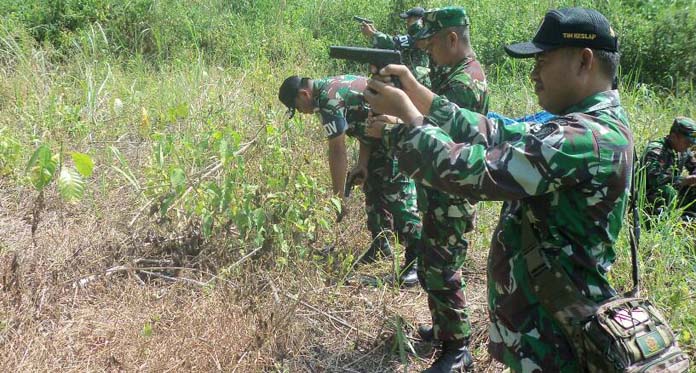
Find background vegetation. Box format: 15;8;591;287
1;0;694;371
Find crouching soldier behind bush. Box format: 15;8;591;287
278;75;422;286
642;116;696;219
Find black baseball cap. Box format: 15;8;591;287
278;75;302;119
505;7;618;58
399;7;425;19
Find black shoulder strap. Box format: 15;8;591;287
520;212;596;323
628;149;641;296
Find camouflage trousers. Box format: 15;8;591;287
363;153;422;255
417;186;475;342
489;304;579;372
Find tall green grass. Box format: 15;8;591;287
0;0;694;358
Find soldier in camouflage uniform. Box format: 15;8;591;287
277;75;422;284
365;8;629;372
398;7;489;372
642;117;696;218
360;7;431;87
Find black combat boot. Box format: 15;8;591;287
398;244;419;287
359;235;392;264
422;339;474;373
417;324;434;342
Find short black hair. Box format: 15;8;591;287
592;49;620;82
438;25;470;46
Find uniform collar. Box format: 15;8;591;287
437;56;475;87
560;90;621;116
447;56;475;74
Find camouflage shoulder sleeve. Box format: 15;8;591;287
315;93;347;139
642;141;678;198
392;115;599;201
686;150;696;174
372;32;395;49
441;70;489;113
424;94;515;147
441;83;484;115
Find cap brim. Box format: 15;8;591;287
504;42;557;58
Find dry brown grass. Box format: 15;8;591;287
0;176;506;372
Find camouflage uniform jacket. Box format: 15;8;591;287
426;56;489;227
372;32;431;87
642;136;696;206
429;64;450;94
312;75;380;148
384;90;633;369
433;57;489;115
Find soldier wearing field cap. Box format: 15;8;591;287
370;7;490;373
642;116;696;218
277;74;423;286
363;7;630;372
360;7;432;87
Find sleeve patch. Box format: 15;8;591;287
322;116;347;138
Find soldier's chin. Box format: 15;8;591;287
536;95;560;115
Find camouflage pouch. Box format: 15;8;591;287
578;297;690;372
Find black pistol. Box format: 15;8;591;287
353;16;374;24
344;171;357;198
328;46;403;89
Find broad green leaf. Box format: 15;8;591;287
202;211;213;239
253;208;266;226
57;167;85;202
26;145;56;190
70;152;94;177
330;197;342;214
170;168;186;191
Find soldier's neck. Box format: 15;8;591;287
448;46;476;67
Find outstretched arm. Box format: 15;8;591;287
364;75;605;201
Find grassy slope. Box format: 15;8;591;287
1;0;695;371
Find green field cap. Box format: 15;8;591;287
279;75;301;119
672;117;696;143
505;7;618;58
414;7;470;40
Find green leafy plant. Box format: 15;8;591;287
26;146;94;202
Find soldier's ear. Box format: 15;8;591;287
579;48;594;73
448;31;458;47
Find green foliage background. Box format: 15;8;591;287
2;0;695;86
1;0;695;362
